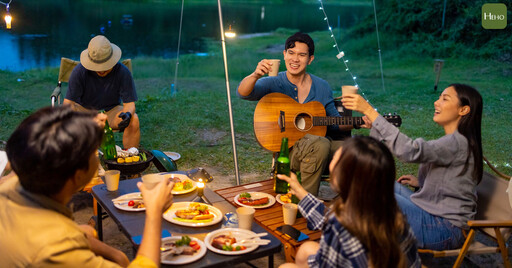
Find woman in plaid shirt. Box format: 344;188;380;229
279;136;421;268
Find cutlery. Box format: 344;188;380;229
112;197;143;203
231;239;271;247
240;232;268;240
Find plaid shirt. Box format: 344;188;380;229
298;194;421;268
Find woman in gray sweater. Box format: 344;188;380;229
342;84;483;250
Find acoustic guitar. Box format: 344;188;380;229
253;92;402;152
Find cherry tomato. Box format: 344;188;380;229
128;200;135;206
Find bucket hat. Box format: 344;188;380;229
80;35;122;72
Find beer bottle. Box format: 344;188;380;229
274;137;290;194
291;171;302;218
101;120;117;160
290;171;301;204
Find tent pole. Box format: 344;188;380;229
217;0;241;185
172;0;185;95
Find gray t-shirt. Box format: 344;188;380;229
370;115;477;229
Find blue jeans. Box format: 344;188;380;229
394;182;465;250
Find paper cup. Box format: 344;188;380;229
268;59;280;76
236;207;255;230
342;85;358;96
141;173;165;190
104;170;120;191
283;203;298;225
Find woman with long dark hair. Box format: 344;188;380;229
279;136;421;268
342;84;483;250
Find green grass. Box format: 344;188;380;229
1;29;511;178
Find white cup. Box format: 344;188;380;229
342;85;358;96
236;207;255;230
104;170;120;191
141;173;165;190
283;203;298;225
268;59;280;76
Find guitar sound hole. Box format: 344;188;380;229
295;113;313;131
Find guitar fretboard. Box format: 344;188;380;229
313;116;365;126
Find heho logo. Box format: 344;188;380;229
482;3;507;29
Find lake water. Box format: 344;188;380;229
0;1;371;71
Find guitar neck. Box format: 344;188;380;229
313;116;365;126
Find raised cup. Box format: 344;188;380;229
268;59;280;76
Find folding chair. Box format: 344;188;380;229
418;171;512;268
50;57;132;107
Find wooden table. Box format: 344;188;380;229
215;179;322;262
92;173;282;267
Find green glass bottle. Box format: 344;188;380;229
101;120;117;160
274;137;290;194
291;171;301;204
291;171;302;218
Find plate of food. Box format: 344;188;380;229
167;174;196;195
276;193;293;205
163;202;222;227
112;192;145;211
204;228;263;255
161;235;206;265
234;192;276;209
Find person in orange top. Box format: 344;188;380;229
0;106;174;267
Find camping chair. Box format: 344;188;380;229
418;171;512;268
50;57;133;107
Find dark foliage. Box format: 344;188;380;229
350;0;512;60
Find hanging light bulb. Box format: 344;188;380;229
225;24;236;38
4;3;12;29
4;14;11;29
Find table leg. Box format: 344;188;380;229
93;197;98;216
268;254;274;267
96;201;103;241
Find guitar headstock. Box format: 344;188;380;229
383;113;402;127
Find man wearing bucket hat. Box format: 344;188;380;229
64;35;140;149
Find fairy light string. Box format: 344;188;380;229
317;0;372;104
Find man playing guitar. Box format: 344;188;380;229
237;32;351;196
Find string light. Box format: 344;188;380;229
1;0;12;29
317;0;372;102
225;24;236;38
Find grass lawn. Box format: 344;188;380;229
1;29;510;178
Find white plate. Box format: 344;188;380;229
163;202;223;227
164;151;181;161
205;228;262;255
234;192;276;209
275;194;292;205
161;236;206;265
164;173;196;195
112;192;145;211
